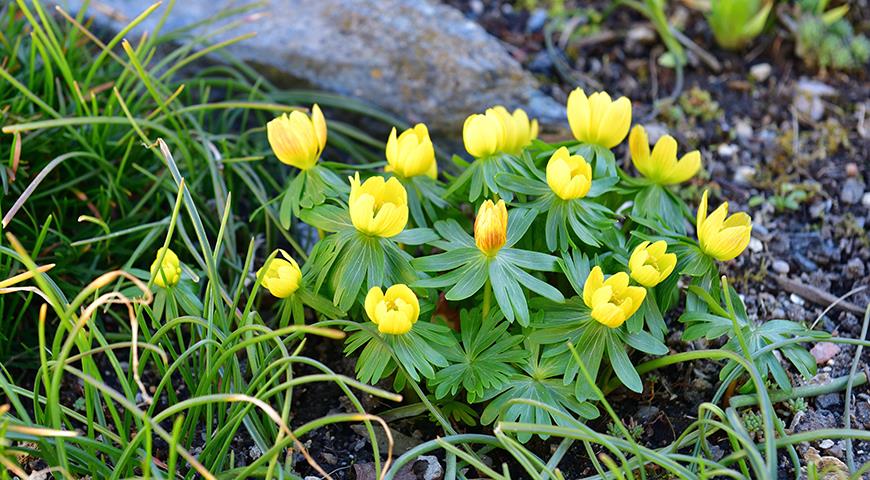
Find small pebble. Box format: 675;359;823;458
717;143;738;158
749;63;771;82
819;439;835;450
816;393;841;409
772;260;790;274
845;258;865;279
810;342;841;364
846;162;859;177
526;9;548;33
469;0;484;15
734;120;753;141
749;237;763;253
840;178;865;204
734;165;756;185
862;192;870;209
789;293;805;306
626;25;657;45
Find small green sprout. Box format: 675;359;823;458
707;0;773;50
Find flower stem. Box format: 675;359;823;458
482;278;492;318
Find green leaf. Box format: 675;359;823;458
393;227;438;246
298;288;345;319
299;204;352;232
499;248;559;272
505;208;537;247
431;309;527;402
623;330;668;355
444;259;489;301
412;247;481;272
496;173;550;196
504;262;564;303
606;332;643;393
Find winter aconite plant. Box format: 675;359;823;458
236;93;828;436
227;92;820;436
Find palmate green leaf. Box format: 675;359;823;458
392;227;438;246
402;175;447;228
344;321;455;384
489;259;529;325
296;287;344;319
559;250;591;297
505;208;537;248
632;184;687;234
298;203;353;232
443;259;489;301
606;332;642;393
412;247;480;272
495;172;550;196
498;248;559;272
479;341;598;442
432;219;475;249
430;309;527;402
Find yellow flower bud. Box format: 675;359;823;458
567;88;632;149
364;284;419;335
266;104;327;170
488;106;538;155
629;125;701;185
546;146;592;200
257;250;302;298
463;112;502;158
629;241;677;287
385;124;437;179
150;247;181;287
696;190;753;261
582;267;646;328
474;199;508;256
463;106;538;158
348;173;408;238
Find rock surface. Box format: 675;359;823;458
63;0;566;134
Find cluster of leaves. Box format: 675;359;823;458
795;0;870;71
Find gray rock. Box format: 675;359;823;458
772;260;790;274
863;192;870;208
65;0;566;134
815;393;841;410
845;258;866;279
749;63;771;82
841;178;865;204
794;408;838;433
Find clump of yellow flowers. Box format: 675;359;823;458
348;173;408;238
365;284;420;335
385;124;437;179
582;266;646;328
566;88;632;148
474;199;508;256
546;146;592;200
629;241;676;288
629;125;701;185
696;190;753;261
463;106;538;158
258;250;302;298
150;247;181;288
266;104;327;170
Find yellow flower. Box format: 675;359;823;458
463;112;501;158
489;106;539;155
257;250;302;298
474;199;508;256
582;267;646;328
463;106;538;158
385;124;437;179
266;104;327;170
348;173;408;238
696;190;753;261
629;241;677;287
629;125;701;185
546;146;592;200
566;88;632;149
364;284;420;335
150;247;181;287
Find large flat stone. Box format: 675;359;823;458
61;0;566;134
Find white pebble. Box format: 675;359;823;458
789;293;805;306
